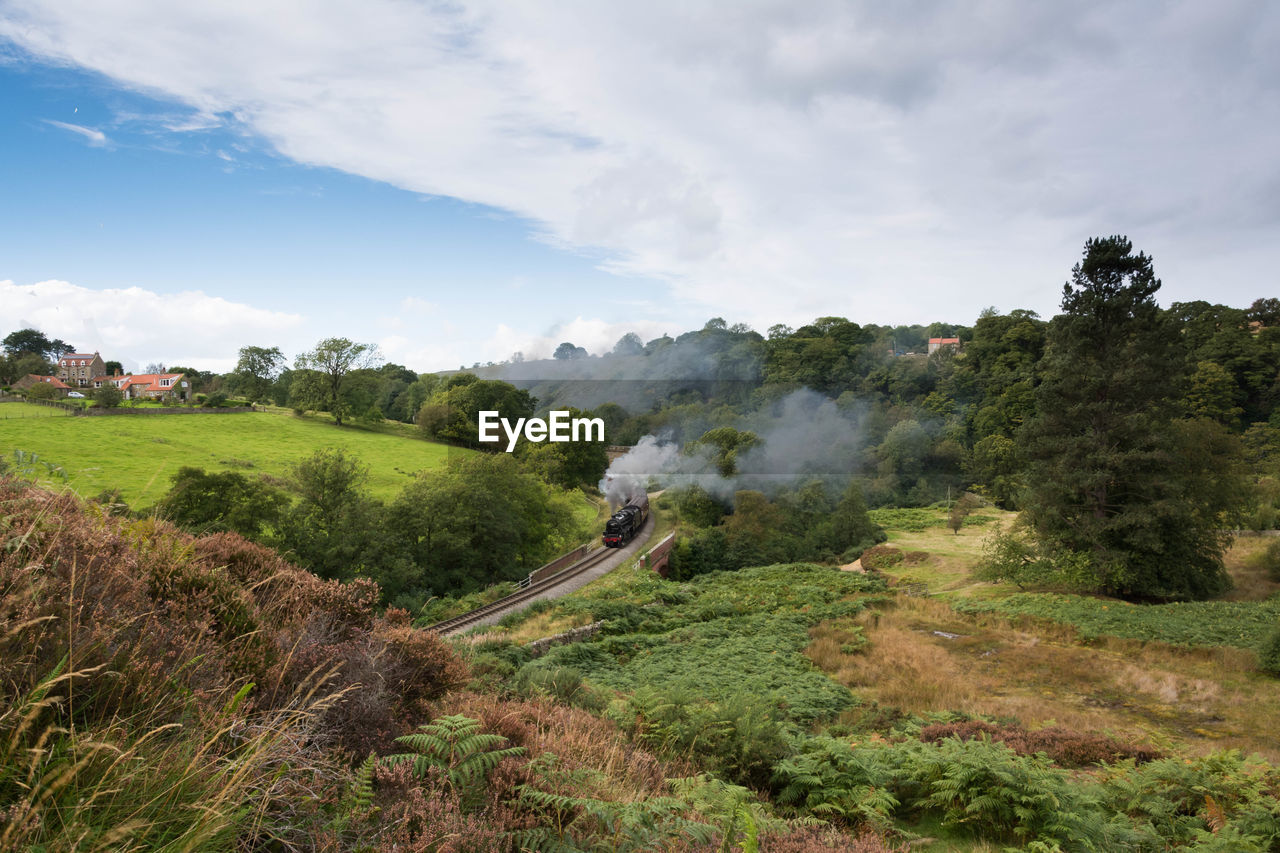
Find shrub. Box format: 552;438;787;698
859;545;904;571
1260;540;1280;582
919;720;1161;766
92;384;123;407
1259;623;1280;676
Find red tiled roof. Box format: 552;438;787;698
928;337;961;345
24;374;71;388
117;373;185;393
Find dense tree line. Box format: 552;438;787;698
156;449;591;609
7;236;1277;602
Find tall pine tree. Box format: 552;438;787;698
1018;236;1241;600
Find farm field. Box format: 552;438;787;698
0;407;460;506
0;401;73;418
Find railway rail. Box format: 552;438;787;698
426;546;619;636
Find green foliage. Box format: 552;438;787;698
519;405;609;487
974;526;1096;591
866;507;944;531
278;448;386;582
525;564;888;788
1259;539;1280;581
514;776;717;852
774;736;1128;848
1019;237;1245;601
384;714;526;806
292;337;381;425
230;344;285;403
1258;623;1280;676
158;466;290;538
416;373;536;448
669;480;884;579
689;426;761;476
390;453;589;596
23;380;58;400
92;384;123;407
955;592;1280;649
1095;750;1280;847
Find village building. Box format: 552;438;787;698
15;374;72;395
97;372;189;401
57;352;106;387
927;337;961;355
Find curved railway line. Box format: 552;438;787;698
427;512;655;636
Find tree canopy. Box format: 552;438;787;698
1017;236;1244;600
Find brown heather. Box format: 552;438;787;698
0;477;468;848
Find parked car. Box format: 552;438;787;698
67;391;85;398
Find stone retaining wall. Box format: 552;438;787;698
524;620;605;658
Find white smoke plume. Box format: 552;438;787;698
600;388;867;506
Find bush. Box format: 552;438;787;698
1259;540;1280;582
23;382;58;400
859;545;904;571
1259;623;1280;676
92;384;123;408
919;720;1160;767
202;391;228;408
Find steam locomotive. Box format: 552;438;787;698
602;493;649;548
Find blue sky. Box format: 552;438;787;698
2;2;1278;372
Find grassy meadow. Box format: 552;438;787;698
0;405;458;506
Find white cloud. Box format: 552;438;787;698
3;1;1278;327
0;279;304;372
43;119;108;146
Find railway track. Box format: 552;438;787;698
426;546;619;636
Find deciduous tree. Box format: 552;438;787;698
293;338;380;425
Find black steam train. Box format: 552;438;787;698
602;494;649;548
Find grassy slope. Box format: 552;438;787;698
0;409;458;505
0;401;74;419
840;508;1280;764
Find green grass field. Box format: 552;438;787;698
0;408;460;506
0;402;75;419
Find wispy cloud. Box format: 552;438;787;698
43;118;108;146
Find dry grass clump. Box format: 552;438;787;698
919;720;1161;767
809;593;1280;762
0;477;468;848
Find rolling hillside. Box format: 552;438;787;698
0;407;459;506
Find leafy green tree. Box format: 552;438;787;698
389;454;585;595
670;484;728;527
2;328;72;359
763;317;872;393
158;467;289;538
1019;236;1243;600
92;385;123;408
416;374;536;448
292;338;381;425
1186;360;1244;427
519;407;609;488
1;352;55;384
553;341;588;360
689;427;760;477
23;381;58;400
103;360;123;376
278;448;387;580
611;333;644;357
231;345;285;402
